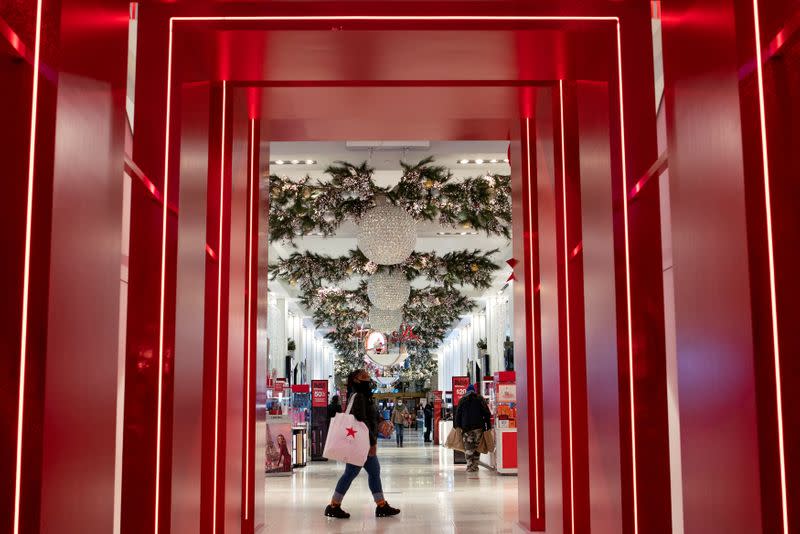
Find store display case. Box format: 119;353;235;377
290;385;311;467
487;371;517;475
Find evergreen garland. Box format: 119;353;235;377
270;248;500;292
269;157;511;243
304;283;473;385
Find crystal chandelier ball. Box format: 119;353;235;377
367;270;410;310
357;197;417;265
368;347;410;368
368;307;403;334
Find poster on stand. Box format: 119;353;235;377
265;415;293;476
310;380;329;460
452;376;470;407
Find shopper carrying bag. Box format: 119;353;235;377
477;428;495;454
444;426;465;451
323;392;371;466
324;369;401;520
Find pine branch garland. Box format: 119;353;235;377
270;248;500;292
268;158;511;243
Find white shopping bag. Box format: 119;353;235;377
323;393;370;466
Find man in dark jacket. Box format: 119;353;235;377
454;384;492;472
423;402;434;443
327;395;342;422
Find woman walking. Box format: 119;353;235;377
324;369;401;519
391;400;409;447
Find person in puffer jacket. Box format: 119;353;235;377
454;384;492;472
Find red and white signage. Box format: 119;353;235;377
311;380;328;408
452;376;470;406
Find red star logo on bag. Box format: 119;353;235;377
346;427;357;438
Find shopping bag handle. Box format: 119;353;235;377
345;393;358;415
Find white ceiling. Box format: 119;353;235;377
264;140;514;314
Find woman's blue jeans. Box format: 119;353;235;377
332;455;384;503
395;424;404;445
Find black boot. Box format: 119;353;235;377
324;504;350;519
375;502;401;517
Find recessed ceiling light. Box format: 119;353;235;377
490;159;498;163
474;159;484;164
503;158;510;163
291;159;300;164
275;160;285;165
459;159;469;164
305;160;315;164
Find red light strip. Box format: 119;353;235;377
751;1;788;532
559;80;576;534
213;80;228;534
616;22;640;534
524;117;541;518
244;118;256;521
153;17;175;534
14;2;43;533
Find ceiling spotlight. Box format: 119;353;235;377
475;159;484;164
275;160;285;165
503;158;510;163
291;159;300;164
490;159;498;163
305;160;315;165
459;159;469;164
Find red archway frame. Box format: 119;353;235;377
155;14;630;534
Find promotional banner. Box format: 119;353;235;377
311;380;328;408
310;380;330;460
452;376;470;407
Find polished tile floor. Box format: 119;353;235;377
265;430;522;533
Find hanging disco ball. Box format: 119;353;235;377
367;270;410;310
368;307;403;334
357;196;417;265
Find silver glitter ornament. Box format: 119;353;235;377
357;196;417;265
367;271;410;310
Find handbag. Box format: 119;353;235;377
477;429;496;454
323;394;371;466
444;427;465;452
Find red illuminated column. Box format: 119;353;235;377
531;86;565;534
1;1;129;533
172;82;213;533
0;1;59;531
575;80;624;534
615;7;673;534
661;0;765;532
552;82;590;534
512;107;545;531
121;6;177;533
242;114;261;534
735;1;800;532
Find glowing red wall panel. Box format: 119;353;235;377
576;81;624;534
735;1;800;532
553;82;591;534
172;82;212;533
662;1;764;532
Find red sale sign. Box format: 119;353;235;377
311;380;328;408
452;376;470;407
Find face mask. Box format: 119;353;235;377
397;401;403;406
354;380;373;394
